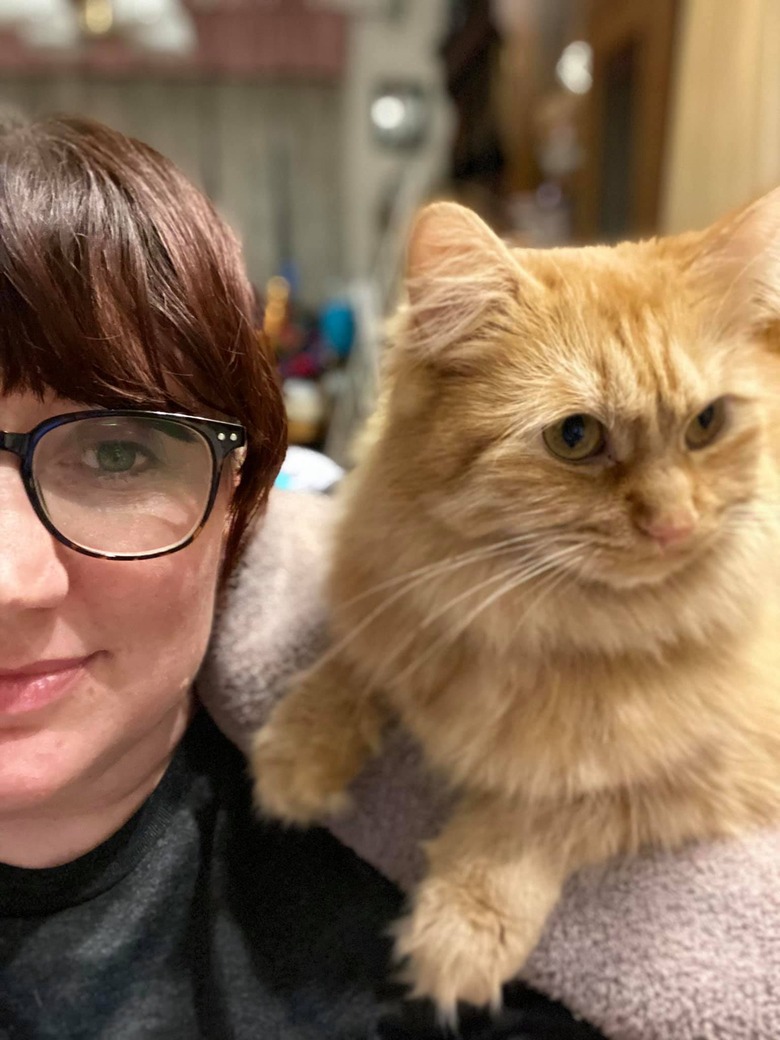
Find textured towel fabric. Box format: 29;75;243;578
198;490;780;1040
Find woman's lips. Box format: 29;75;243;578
0;658;91;715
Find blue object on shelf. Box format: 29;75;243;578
319;299;355;359
275;446;345;494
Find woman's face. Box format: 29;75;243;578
0;391;230;814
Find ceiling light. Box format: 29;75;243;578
370;83;429;149
0;0;71;23
130;8;197;54
371;95;405;132
111;0;180;27
19;4;80;47
556;41;593;95
80;0;114;36
0;0;196;55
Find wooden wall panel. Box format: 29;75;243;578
0;76;344;304
662;0;780;232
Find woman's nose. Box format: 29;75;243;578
0;465;69;611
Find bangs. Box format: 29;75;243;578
0;113;287;581
0;115;251;418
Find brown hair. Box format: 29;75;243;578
0;112;287;578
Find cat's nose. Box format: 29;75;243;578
636;512;697;550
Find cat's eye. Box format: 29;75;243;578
543;414;606;462
685;398;728;450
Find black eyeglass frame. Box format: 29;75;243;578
0;409;247;561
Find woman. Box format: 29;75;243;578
0;114;601;1039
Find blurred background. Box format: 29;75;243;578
0;0;778;477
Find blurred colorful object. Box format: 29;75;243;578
263;276;292;344
283;378;326;446
318;298;355;359
265;272;355;383
0;0;80;48
275;446;344;493
0;0;197;53
0;0;345;74
261;274;356;447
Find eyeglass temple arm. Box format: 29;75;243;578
0;432;31;460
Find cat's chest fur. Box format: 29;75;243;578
374;577;780;805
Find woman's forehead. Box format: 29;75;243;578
0;391;93;429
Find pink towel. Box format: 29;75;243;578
199;490;780;1040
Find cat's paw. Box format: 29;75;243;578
393;879;530;1022
250;725;353;826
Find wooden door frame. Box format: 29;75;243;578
576;0;679;239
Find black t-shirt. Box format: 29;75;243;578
0;712;603;1040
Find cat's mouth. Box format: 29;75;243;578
569;537;709;590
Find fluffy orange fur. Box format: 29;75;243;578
251;191;780;1017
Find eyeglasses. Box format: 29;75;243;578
0;409;247;560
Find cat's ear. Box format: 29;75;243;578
693;186;780;332
401;202;532;364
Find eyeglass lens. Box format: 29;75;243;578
32;415;215;556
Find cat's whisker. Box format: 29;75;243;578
391;561;574;691
450;545;583;634
721;508;780;533
722;517;775;529
728;506;780;520
358;544;582;691
389;545;583;690
509;564;576;638
417;544;582;631
727;498;780;513
362;562;539;690
433;543;581;626
717;499;780;536
314;537;575;671
337;533;563;609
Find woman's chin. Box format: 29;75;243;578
0;741;76;813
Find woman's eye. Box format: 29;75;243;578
685;398;728;450
84;441;149;474
543;414;606;462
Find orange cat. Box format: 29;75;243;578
251;191;780;1017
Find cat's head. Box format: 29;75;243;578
381;191;780;592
